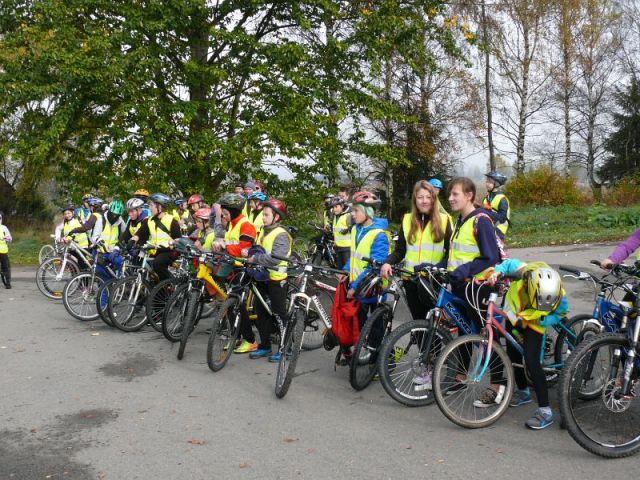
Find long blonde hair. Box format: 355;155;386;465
408;180;445;244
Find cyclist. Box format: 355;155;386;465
600;227;640;269
241;198;292;361
173;198;190;232
0;211;12;289
322;193;334;230
234;183;244;195
133;189;152;219
338;186;350;203
428;178;449;215
242;181;256;217
129;193;181;282
99;200;126;252
120;198;148;243
66;197;105;246
482;171;511;237
75;194;92;222
381;180;451;319
191;207;216;252
480;260;567;430
254;180;265;193
246;191;266;235
55;204;88;248
329;196;351;269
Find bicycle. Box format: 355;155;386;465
306;223;338;268
558;261;640;458
36;235;94;300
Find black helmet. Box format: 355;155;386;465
149;193;172;207
62;204;75;213
354;270;384;298
218;193;246;210
328;197;345;208
485;171;508;186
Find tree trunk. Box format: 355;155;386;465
515;23;531;174
481;0;496;170
384;57;394;220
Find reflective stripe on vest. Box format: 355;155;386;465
259;226;292;281
447;215;481;271
100;221;121;251
148;214;175;248
401;213;448;275
333;213;350;248
128;220;142;237
63;219;88;247
483;193;510;235
224;216;249;245
349;226;390;283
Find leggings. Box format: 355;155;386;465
255;280;288;350
0;253;10;286
404;279;435;320
506;326;549;407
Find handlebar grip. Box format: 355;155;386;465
559;265;582;276
590;260;603;268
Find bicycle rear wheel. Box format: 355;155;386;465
108;276;150;332
162;283;190;342
558;333;640;458
63;273;104;321
177;289;201;360
302;288;333;351
146;278;182;333
275;310;305;398
207;297;242;372
96;278;118;327
433;335;514;429
349;306;391;391
36;257;80;300
377;319;452;407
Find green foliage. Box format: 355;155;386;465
603;169;640;207
504;167;585;207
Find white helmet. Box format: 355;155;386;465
527;267;562;312
126;198;145;211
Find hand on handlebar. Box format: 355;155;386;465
380;263;393;279
600;258;613;270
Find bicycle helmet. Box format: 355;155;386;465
218;193;246;211
82;193;93;202
194;207;211;221
148;192;172;207
263;198;288;219
175;198;187;206
62;204;75;213
527;267;562;312
351;190;382;209
126;197;145;211
323;193;335;201
248;191;267;202
355;270;384;298
187;194;204;206
485;171;508;186
428;178;444;190
134;189;150;199
87;197;104;208
328;197;345;208
109;200;125;216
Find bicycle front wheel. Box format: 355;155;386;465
433;334;514;429
96;278;118;327
177;289;201;360
349;306;391;391
146;278;182;333
108;276;151;332
275;310;305;399
63;273;105;321
162;283;190;342
38;244;56;264
36;257;80;300
558;333;640;458
207;297;242;372
377;319;452;407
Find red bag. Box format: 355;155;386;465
330;280;361;348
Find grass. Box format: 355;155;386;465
7;223;52;266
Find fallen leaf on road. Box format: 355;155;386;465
239;463;250;469
283;437;298;443
496;448;504;454
437;459;445;464
405;445;412;450
1;346;7;349
187;439;206;445
91;333;100;336
15;348;25;352
30;428;37;433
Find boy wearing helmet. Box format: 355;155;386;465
211;193;256;260
247;191;266;235
67;197;105;246
120;198;148;244
0;211;12;289
329;196;351;269
478;259;568;430
99;200;126;251
482;171;511;237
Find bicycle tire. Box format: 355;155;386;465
558;333;640;458
108;276;151;332
177;289;201;360
275;310;305;398
377;319;452;407
302;288;334;351
96;278;118;327
349;306;391;391
38;244;56;264
554;314;601;365
433;335;514;429
206;297;242;372
146;278;182;333
36;257;80;300
62;273;105;321
162;283;190;342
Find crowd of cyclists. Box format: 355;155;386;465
4;170;640;457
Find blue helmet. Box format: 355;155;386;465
87;197;104;208
149;193;172;207
248;192;267;202
175;198;187;206
428;178;444;190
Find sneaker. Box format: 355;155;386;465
412;371;433;391
510;389;532;407
525;408;554;430
234;340;258;354
249;348;272;359
268;352;281;363
473;385;506;408
224;339;243;351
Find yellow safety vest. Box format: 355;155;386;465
258;226;292;281
100;221;121;251
401;213;448;276
483;193;510;235
448;214;481;273
0;225;9;254
323;209;332;229
249;209;264;236
128;219;143;237
225;215;250;265
202;231;216;252
148;214;175;249
349;225;390;283
63;218;88;248
242;201;251;219
333;213;351;248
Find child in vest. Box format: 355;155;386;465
241;198;292;361
482;171;510;238
0;211;12;289
330;196;352;269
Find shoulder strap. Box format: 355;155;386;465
152;216;172;236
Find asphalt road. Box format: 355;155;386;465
1;242;637;480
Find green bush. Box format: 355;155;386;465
504;167;586;207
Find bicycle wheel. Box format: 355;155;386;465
558;333;640;458
349;306;391;391
206;297;242;372
377;319;452;407
302;288;334;351
38;244;55;264
108;276;151;332
554;314;602;365
275;310;305;399
177;289;201;360
96;278;118;327
433;335;514;429
62;273;105;321
146;278;182;333
162;283;190;342
36;257;80;300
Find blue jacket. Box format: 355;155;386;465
343;217;390;300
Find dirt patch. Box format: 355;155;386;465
98;352;160;381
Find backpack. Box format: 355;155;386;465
473;212;508;261
329;281;360;348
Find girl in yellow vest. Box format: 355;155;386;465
478;260;566;429
241;198;292;361
482;171;510;238
329;196;352;268
246;192;266;236
55;204;88;247
381;180;451;320
191;208;216;252
0;211;12;289
67;197;105;246
99;200;126;252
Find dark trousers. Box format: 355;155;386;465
238;302;256;344
0;253;10;286
335;247;350;270
255;280;288;350
153;251;175;282
404;279;435;320
506;326;549;407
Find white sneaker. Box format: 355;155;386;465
473;385;506;408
